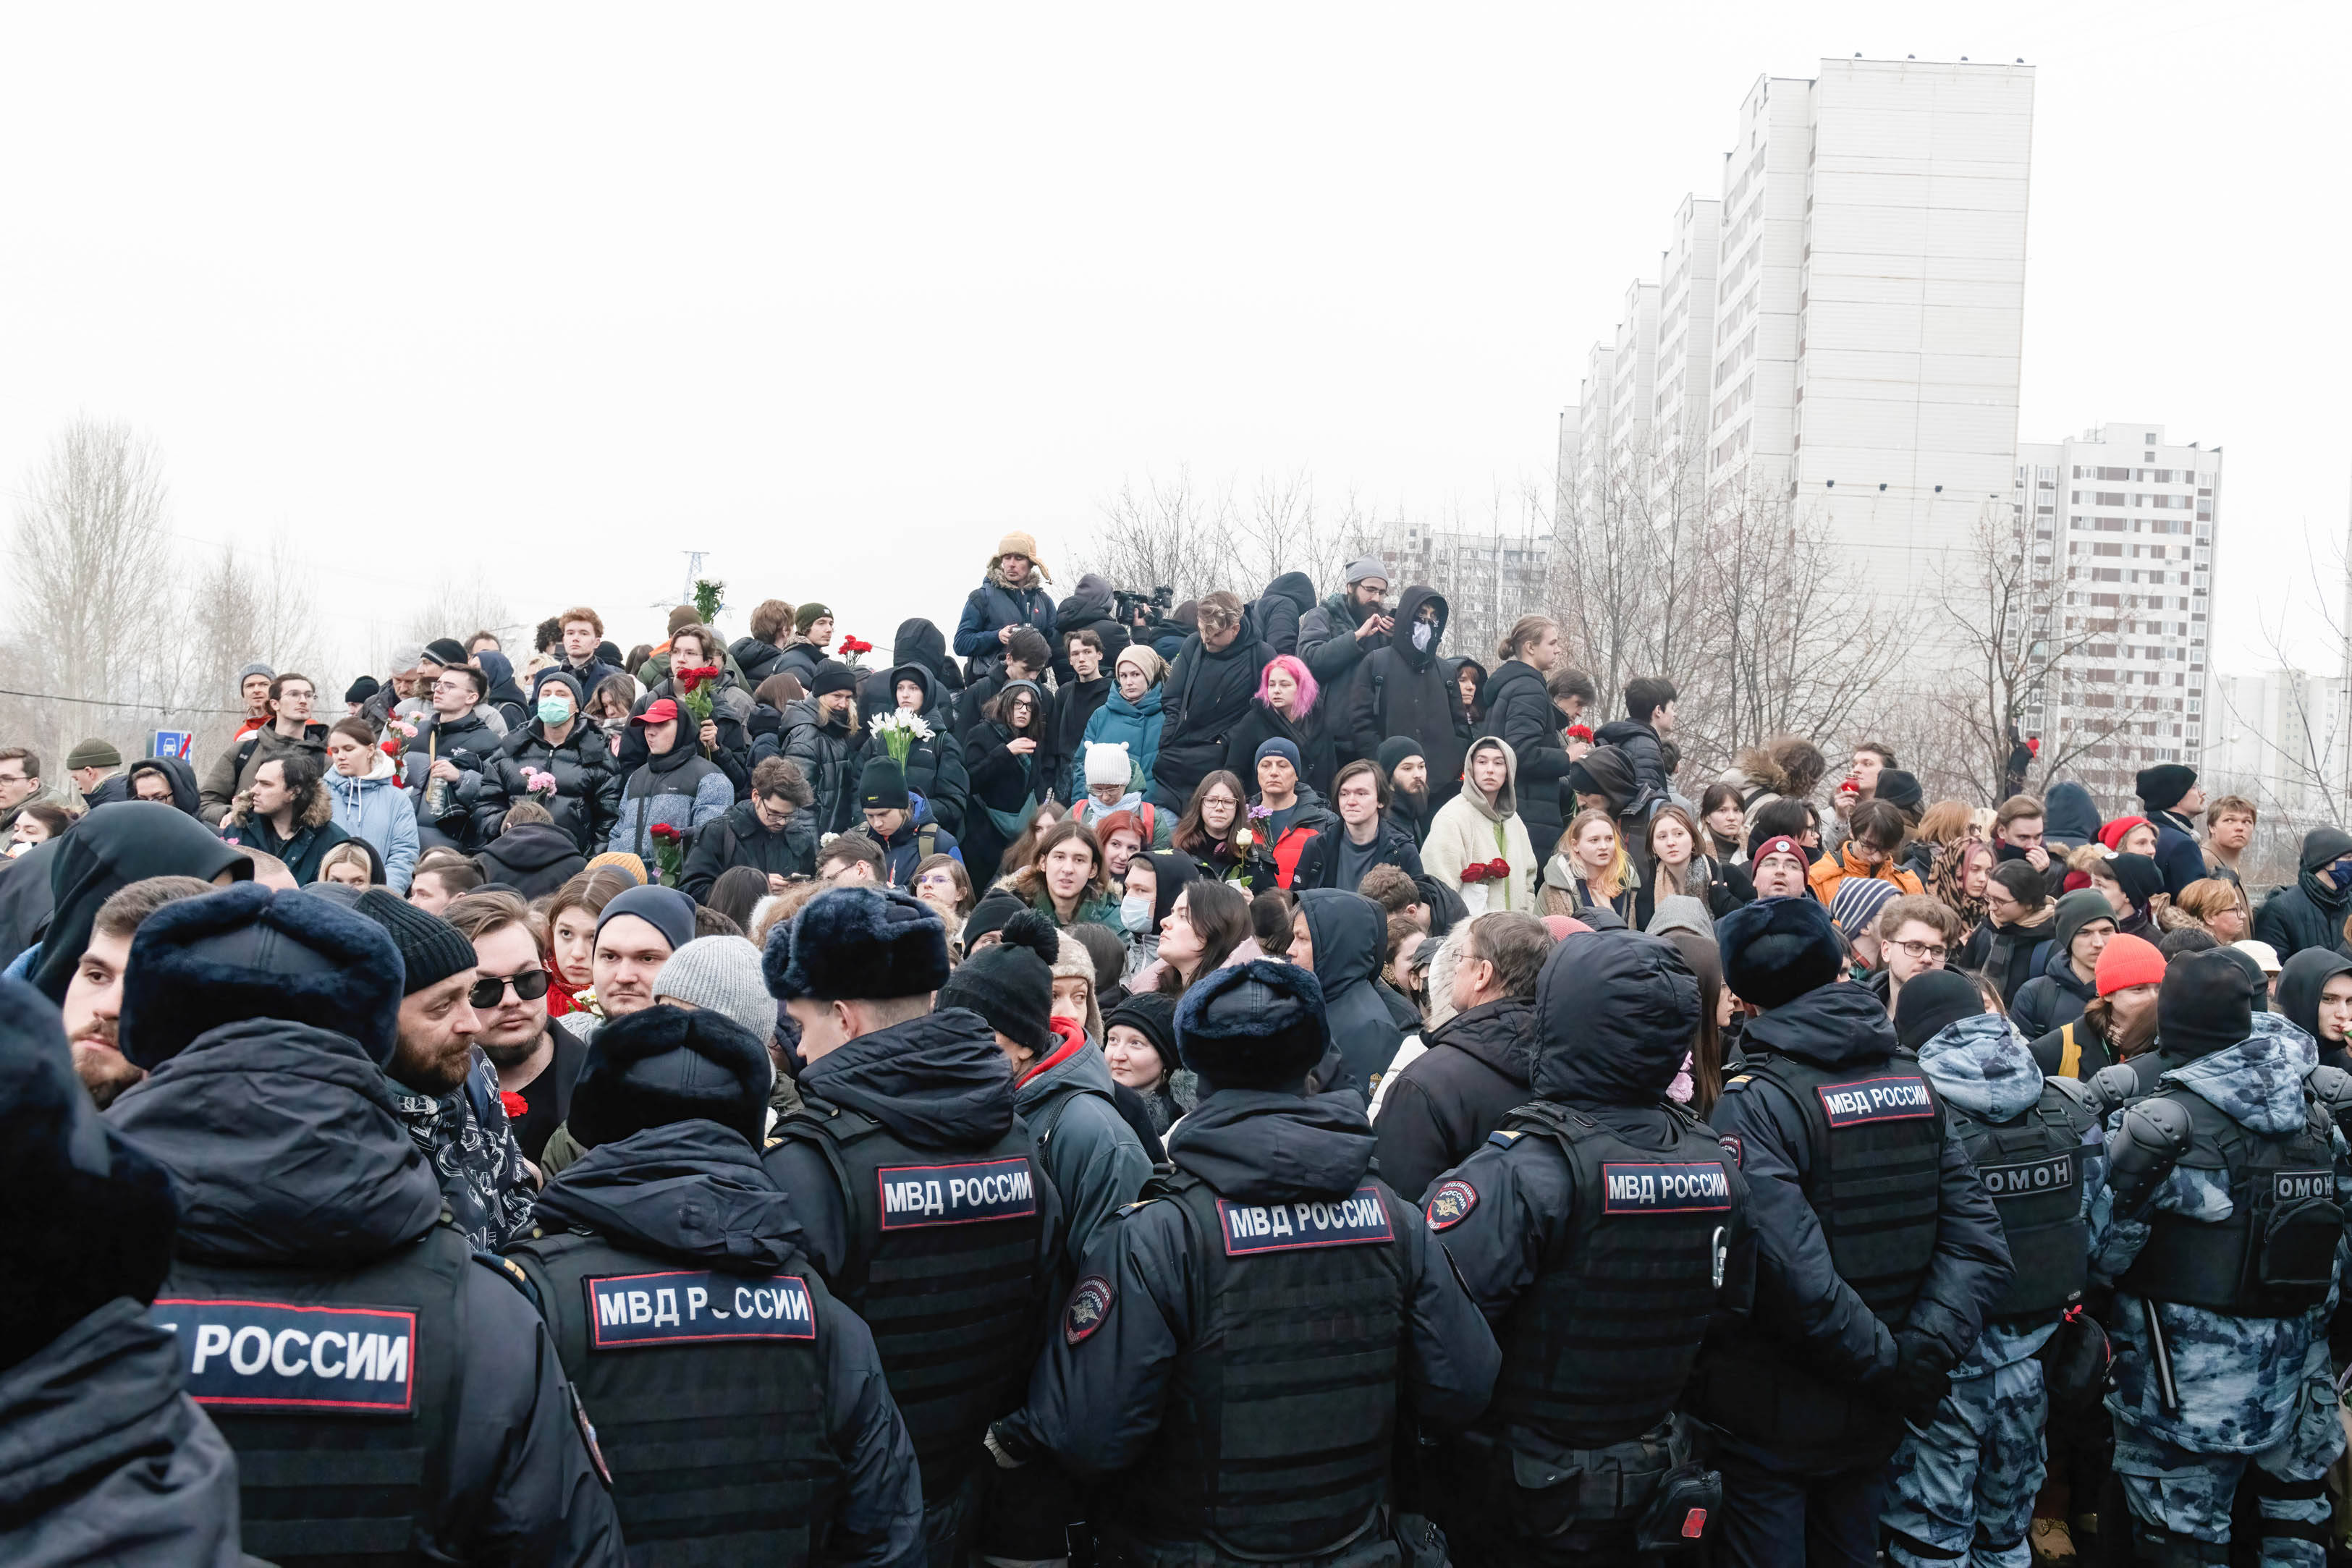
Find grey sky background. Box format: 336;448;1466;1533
1;1;2343;685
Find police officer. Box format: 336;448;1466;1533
2092;950;2352;1567
1429;928;1754;1565
1880;971;2102;1568
0;978;247;1564
1693;897;2012;1568
761;886;1066;1566
504;1001;925;1564
991;959;1499;1567
105;883;621;1565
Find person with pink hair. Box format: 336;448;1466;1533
1228;652;1337;797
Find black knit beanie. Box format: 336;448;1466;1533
2159;950;2257;1059
355;889;480;996
936;910;1058;1053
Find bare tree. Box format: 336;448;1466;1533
1072;466;1236;602
2;419;179;770
176;538;329;759
1224;470;1370;600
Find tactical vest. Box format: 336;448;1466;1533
1486;1101;1741;1449
770;1099;1046;1501
506;1228;842;1566
2118;1086;2343;1318
1947;1082;2092;1322
151;1224;470;1567
1745;1051;1945;1326
1112;1169;1408;1562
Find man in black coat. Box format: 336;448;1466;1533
0;977;249;1565
106;883;622;1565
680;755;820;899
402;664;504;851
504;1004;924;1564
2254;826;2352;962
1149;591;1276;811
1047;573;1133;687
1290;758;1426;891
1347;586;1466;802
1371;909;1548;1202
991;959;1498;1566
478;667;621;852
1695;897;2013;1568
761;886;1065;1564
1479;619;1573;861
1297;556;1394;767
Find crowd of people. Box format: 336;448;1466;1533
5;530;2352;1567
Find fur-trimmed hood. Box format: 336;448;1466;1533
1722;747;1788;798
232;779;336;831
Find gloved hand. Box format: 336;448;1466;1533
983;1423;1028;1470
1883;1332;1955;1420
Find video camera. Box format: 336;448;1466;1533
1112;585;1175;629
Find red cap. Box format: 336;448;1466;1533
2095;933;2166;996
2097;815;2149;852
632;698;681;726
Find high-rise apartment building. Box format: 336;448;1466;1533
2013;423;2221;796
1563;59;2035;612
1371;517;1552;671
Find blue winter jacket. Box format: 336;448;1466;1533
329;755;421;892
1075;686;1164;801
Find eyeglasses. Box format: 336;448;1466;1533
469;970;551;1008
1889;940;1949;963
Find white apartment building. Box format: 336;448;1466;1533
1371;517;1552;671
2207;668;2348;821
1562;59;2035;614
2014;423;2220;799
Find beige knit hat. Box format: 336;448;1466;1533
1051;930;1105;1043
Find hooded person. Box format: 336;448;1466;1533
2279;947;2352;1075
103;884;621;1563
124;754;203;816
856;617;968;727
1048;572;1135;687
2087;949;2352;1564
2042;781;2103;854
478;666;622;855
939;910;1150;1272
352;889;537;1251
2107;851;2169;938
1693;897;2014;1562
1148;593;1277;812
850;661;971;835
759;886;1065;1561
471;812;589;899
2253;826;2352;963
954;530;1057;678
0;978;248;1567
471;648;530;734
2010;889;2124;1042
1243;569;1318;658
501;1003;925;1565
1345;586;1467;804
1881;971;2102;1568
991;958;1499;1566
1287;889;1406;1100
1370;909;1547;1203
23;802;250;1001
1413;927;1754;1561
1421;734;1537;914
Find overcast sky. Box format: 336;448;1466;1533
2;1;2343;686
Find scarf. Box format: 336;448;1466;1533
1932;840;1988;928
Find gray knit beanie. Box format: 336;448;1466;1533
654;936;777;1048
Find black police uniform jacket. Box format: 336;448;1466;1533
999;1086;1499;1563
762;1006;1067;1515
1696;982;2014;1467
1431;933;1756;1470
105;1017;622;1566
506;1119;923;1567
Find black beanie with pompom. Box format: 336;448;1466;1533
935;909;1059;1054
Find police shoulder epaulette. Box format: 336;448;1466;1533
474;1252;542;1313
1724;1075;1754;1089
1487;1128;1525;1148
1114;1198;1162;1219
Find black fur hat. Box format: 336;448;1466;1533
764;885;949;1002
119;883;406;1069
1175;959;1329;1091
0;979;178;1372
1714;894;1844;1011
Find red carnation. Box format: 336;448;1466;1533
499;1090;528;1122
839;635;873;656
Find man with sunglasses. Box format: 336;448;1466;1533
354;889;538;1248
444;889;579;1164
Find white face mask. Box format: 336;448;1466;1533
1410;621;1434;651
1120;894;1153;933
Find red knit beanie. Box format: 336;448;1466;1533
2098;816;2150;852
2094;933;2166;996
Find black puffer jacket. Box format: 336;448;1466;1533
1347;588;1465;800
1250;571;1319;657
731;635;790;689
780;698;863;837
2255;860;2352;963
106;1018;622;1562
473;823;588;899
850;666;970;835
858;619;965;726
521;1121;926;1565
1371;996;1535;1203
1479;658;1569;857
1150;631;1277;810
481;717;621;852
401;709;504;848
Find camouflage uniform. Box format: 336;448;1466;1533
1883;1013;2102;1568
2089;1015;2351;1567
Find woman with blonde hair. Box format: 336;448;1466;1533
2177;876;2252;943
1542;808;1637;921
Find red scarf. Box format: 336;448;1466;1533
1016;1014;1090;1089
546;969;588;1019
